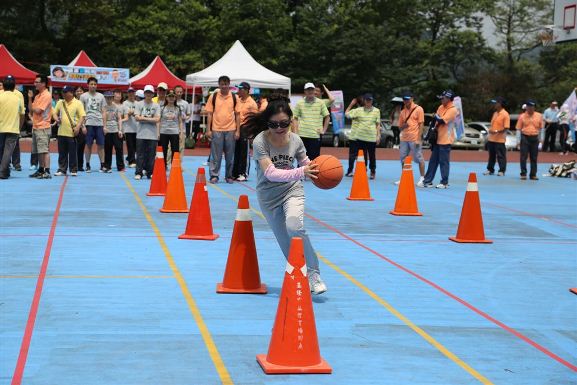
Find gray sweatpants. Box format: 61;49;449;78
209;130;236;180
259;194;320;274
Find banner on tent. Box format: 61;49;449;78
50;65;130;85
453;96;465;140
330;90;345;132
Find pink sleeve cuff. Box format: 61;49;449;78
264;164;305;182
299;157;311;166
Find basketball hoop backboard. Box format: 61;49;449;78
554;0;577;43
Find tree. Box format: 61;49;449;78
488;0;553;67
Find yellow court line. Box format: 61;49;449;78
206;180;494;385
120;173;233;385
0;275;174;279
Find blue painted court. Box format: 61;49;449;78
1;154;576;385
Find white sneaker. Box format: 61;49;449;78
308;271;327;295
128;163;137;168
70;172;77;176
394;180;400;185
134;174;142;180
236;175;247;182
29;165;37;171
54;171;65;176
417;179;431;188
436;183;449;189
202;161;208;166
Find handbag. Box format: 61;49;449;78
424;120;438;145
185;135;195;149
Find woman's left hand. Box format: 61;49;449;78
304;163;319;179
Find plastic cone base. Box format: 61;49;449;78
160;208;189;213
346;197;374;201
216;282;267;294
178;233;219;240
449;236;493;244
390;210;422;216
256;354;332;374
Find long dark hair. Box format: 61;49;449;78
244;93;293;138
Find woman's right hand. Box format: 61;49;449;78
304;163;319;179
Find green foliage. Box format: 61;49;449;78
0;0;574;120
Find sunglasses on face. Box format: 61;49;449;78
267;119;291;129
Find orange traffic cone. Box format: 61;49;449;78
217;195;266;293
257;237;332;374
179;167;218;239
390;156;422;216
347;150;373;201
159;152;188;213
570;288;577;295
147;146;167;196
449;172;492;243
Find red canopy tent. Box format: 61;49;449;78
67;50;97;67
0;44;38;85
129;56;200;93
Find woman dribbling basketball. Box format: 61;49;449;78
245;95;327;295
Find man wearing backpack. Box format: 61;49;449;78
205;75;240;184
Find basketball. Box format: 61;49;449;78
310;155;344;190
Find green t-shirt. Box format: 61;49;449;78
294;97;329;139
348;107;380;142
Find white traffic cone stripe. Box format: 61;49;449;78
357;156;364;162
285;262;294;274
467;182;478;192
285;262;308;276
235;208;252;222
156;152;163;158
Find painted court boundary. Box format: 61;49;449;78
11;177;68;385
120;174;234;385
235;181;577;372
206;181;493;384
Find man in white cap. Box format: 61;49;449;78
134;85;160;180
153;82;168;106
293;82;329;160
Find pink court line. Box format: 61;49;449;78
424;188;577;229
11;177;68;385
1;233;573;245
486;202;577;229
237;182;577;372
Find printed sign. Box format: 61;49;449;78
453;96;465;140
329;90;345;133
50;65;130;85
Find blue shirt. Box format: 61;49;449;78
543;107;559;123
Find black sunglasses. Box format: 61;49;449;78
267;120;291;129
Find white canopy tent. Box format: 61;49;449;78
186;40;291;92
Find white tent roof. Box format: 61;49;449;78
186;41;291;90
